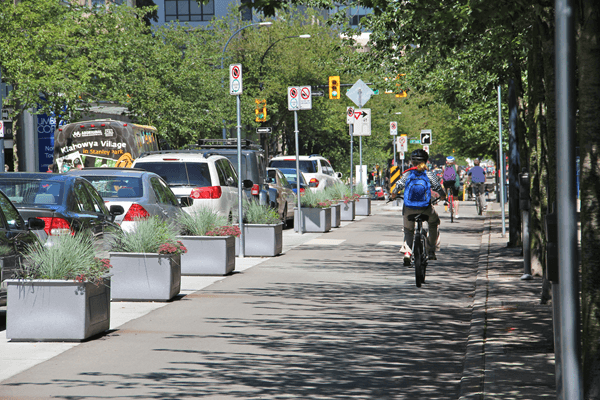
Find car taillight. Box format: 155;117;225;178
122;204;151;221
190;186;222;199
309;178;319;187
38;217;72;236
251;184;260;196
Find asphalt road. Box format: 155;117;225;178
0;201;485;399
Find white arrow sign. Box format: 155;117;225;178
351;108;371;136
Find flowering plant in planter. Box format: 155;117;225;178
300;190;332;208
110;216;184;254
17;234;111;286
242;199;281;224
206;225;241;237
158;241;187;255
175;208;228;236
326;184;361;203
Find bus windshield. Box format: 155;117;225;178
53;119;159;172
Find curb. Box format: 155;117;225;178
459;216;491;399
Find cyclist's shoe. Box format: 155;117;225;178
443;201;449;206
429;252;437;260
403;252;412;267
455;214;460;219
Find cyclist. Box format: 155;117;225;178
467;158;487;210
392;149;446;265
442;156;461;218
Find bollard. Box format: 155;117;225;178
519;170;532;280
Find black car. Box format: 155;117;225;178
0;189;45;306
0;173;124;255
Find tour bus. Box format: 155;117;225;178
53;119;159;172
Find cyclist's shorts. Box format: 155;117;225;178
443;180;459;196
472;182;485;196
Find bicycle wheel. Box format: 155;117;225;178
421;230;428;283
449;193;454;223
414;234;423;288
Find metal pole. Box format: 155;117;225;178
393;137;396;167
359;136;362;192
553;283;564;400
294;110;302;234
497;85;506;236
236;95;245;258
556;0;582;397
350;124;354;197
521;209;532;279
508;79;521;246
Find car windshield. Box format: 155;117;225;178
82;176;143;198
0;179;64;205
269;160;316;173
135;162;212;187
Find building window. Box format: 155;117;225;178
165;0;214;22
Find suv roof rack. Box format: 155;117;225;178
138;150;208;158
197;138;262;150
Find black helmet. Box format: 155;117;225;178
411;149;428;163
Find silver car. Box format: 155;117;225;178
68;168;190;232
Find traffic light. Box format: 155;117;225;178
329;76;340;99
255;99;267;122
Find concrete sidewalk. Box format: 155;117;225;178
0;200;556;399
460;202;556;399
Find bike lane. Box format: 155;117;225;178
0;202;483;399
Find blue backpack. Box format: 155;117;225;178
404;170;431;209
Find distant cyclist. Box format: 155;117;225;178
442;156;460;218
392;149;446;265
467;158;487;209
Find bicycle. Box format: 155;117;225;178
446;187;455;223
472;182;485;215
404;197;440;288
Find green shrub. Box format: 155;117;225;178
110;216;180;253
19;234;110;285
243;200;281;224
176;208;228;236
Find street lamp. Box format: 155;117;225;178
221;21;272;139
259;34;311;90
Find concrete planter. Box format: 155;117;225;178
235;224;283;257
109;253;181;301
330;203;341;228
177;235;235;276
355;196;371;216
339;200;356;221
294;207;332;233
6;277;111;341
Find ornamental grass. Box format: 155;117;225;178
110;216;181;254
19;233;111;286
175;208;228;236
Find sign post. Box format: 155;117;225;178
288;86;312;234
230;64;245;257
346;80;374;194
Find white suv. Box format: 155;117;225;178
268;155;342;191
133;151;251;219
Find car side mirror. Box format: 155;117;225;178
179;197;193;207
28;217;45;230
109;205;125;216
335;172;343;179
243;179;254;189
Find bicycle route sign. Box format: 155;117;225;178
229;64;242;95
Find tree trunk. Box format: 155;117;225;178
577;0;600;395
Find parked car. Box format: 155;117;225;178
132;150;253;220
0;189;45;306
0;173;124;254
268;154;342;191
265;167;296;225
276;167;309;196
189;139;271;205
68;168;192;232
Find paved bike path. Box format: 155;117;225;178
0;200;555;399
